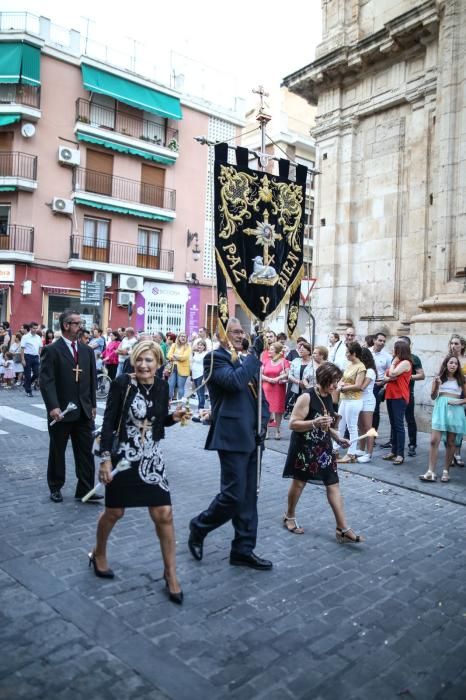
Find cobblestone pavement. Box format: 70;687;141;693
0;388;465;700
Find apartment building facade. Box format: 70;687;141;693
0;14;241;334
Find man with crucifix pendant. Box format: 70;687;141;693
40;309;99;504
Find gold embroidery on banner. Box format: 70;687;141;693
287;303;299;331
218;294;229;324
218;165;257;239
275;181;304;252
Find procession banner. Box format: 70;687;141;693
214;143;307;338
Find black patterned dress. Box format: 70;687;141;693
282;388;339;486
105;386;171;508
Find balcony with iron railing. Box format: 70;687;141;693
0;152;38;191
0;83;41;110
0;224;34;261
73;167;176;221
75;99;180;164
68;234;174;280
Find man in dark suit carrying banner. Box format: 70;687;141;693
188;143;307;569
40;309;99;503
188;317;271;569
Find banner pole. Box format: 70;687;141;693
252;85;272;494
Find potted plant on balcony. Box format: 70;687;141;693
167;138;179;152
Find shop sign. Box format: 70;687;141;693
0;264;15;283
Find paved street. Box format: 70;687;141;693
0;388;465;700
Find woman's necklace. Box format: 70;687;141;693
138;381;154;396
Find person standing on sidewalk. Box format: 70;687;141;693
20;321;42;397
39;309;98;503
448;334;466;467
419;354;466;483
398;336;425;457
188;318;272;571
370;332;392;432
382;341;412;465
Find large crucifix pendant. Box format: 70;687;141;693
73;365;82;382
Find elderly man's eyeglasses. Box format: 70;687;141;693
66;321;82;326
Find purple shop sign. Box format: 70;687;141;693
134;291;145;332
186;286;200;338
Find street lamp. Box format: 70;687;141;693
187;229;201;262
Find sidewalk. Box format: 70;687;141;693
266;413;466;506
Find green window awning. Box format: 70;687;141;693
0;42;41;86
74;197;174;221
0;186;16;192
76;132;176;165
0;114;21;126
81;64;182;120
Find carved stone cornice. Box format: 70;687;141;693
282;0;441;104
410;295;466;323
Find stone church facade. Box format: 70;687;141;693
283;0;465;404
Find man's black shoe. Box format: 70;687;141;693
188;522;204;561
408;446;416;457
229;552;273;570
381;441;392;449
191;416;201;423
25;392;33;397
50;490;63;503
76;494;104;503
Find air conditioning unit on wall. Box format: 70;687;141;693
117;291;135;306
52;197;74;214
93;271;112;288
58;146;81;166
119;274;143;292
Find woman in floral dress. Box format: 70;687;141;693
90;341;188;604
282;362;364;543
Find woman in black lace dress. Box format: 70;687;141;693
89;341;188;604
282;362;364;543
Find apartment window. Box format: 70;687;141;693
0;204;10;235
137;227;160;269
83;217;110;262
90;94;115;130
142;112;166;144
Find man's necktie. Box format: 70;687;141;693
71;341;78;364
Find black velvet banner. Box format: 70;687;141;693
214;143;307;338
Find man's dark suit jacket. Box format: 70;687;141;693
203;347;269;453
40;337;96;420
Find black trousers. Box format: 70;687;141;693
47;412;96;497
372;383;385;430
405;393;417;447
24;355;39;393
191;449;258;555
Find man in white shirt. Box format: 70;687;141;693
370;332;392;430
333;327;356;371
116;327;137;377
20;321;42;397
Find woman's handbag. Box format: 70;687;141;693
13;352;22;364
111;382;132;459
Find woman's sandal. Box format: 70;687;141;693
419;470;437;482
283;514;304;534
336;527;363;544
275;430;282;440
382;453;396;461
336;454;356;464
453;455;465;467
441;469;450;483
392;456;404;465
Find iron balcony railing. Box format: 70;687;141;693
0;83;41;109
0;152;37;180
74;167;176;211
0;224;34;253
75;99;179;148
69;234;174;272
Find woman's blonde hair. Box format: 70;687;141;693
270;341;284;361
313;345;328;360
130;340;164;368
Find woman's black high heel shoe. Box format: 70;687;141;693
163;573;183;605
88;551;115;579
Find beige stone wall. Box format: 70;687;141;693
285;0;466;409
